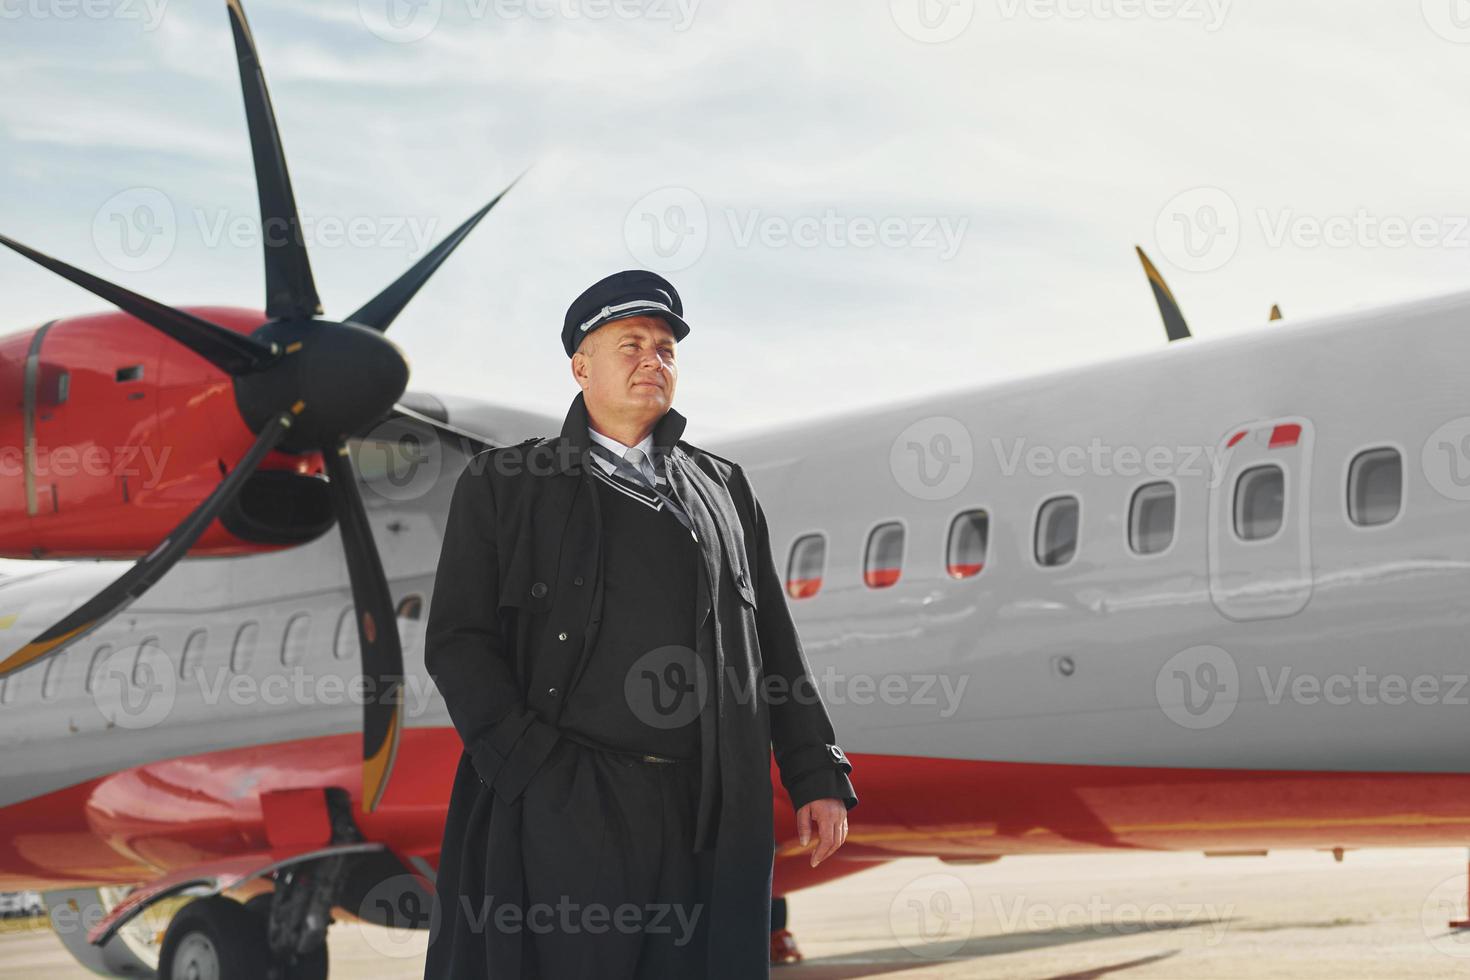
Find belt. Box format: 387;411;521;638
558;729;689;765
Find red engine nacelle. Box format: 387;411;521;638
0;307;332;559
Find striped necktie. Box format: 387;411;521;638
588;442;696;537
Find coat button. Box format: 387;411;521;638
573;576;583;586
531;581;548;598
548;687;558;697
557;632;568;641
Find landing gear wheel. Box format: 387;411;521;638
158;896;271;980
244;893;330;980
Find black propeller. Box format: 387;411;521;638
0;0;518;812
1135;246;1191;342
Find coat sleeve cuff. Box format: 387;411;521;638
468;709;561;805
779;742;858;812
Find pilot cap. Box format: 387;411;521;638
562;270;690;358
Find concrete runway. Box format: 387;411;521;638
6;847;1470;978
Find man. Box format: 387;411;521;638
423;270;857;979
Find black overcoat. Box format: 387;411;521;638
422;390;858;980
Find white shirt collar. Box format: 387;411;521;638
587;424;655;476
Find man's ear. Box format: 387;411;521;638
570;350;588;389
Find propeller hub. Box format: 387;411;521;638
235;317;410;451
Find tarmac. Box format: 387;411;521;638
5;846;1470;978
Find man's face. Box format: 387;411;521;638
571;315;679;425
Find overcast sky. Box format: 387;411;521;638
4;0;1470;438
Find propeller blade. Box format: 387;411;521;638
346;173;526;333
389;402;493;455
0;404;303;679
226;0;322;321
0;234;277;375
1135;246;1191;342
320;440;403;813
1270;304;1283;321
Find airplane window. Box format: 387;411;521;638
281;613;312;666
396;595;424;620
1235;465;1285;541
1035;496;1080;567
864;522;904;588
786;534;827;598
1129;482;1176;555
41;651;68;701
1348;448;1401;526
946;510;989;578
86;645;113;694
333;606;358;661
179;630;208;680
231;622;259;674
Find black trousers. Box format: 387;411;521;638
519;737;715;979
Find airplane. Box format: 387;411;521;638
5;1;1470;977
